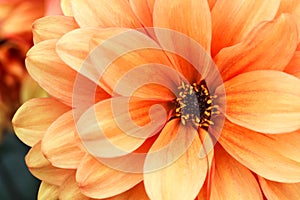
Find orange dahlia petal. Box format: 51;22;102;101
88;28;177;99
210;145;263;200
38;182;59;200
26;142;75;185
55;27;102;74
207;0;217;10
276;0;300;41
106;182;149;200
26;39;108;106
211;0;280;56
153;0;212;52
33;16;79;44
59;174;90;200
129;0;153;27
144;120;208;200
71;0;142;28
60;0;72;16
258;177;300;200
285;51;300;78
26;39;77;105
219;120;300;183
76;154;143;199
216;70;300;133
214;14;298;81
12;98;70;147
42;111;85;169
77;97;167;157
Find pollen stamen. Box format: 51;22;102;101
174;80;219;129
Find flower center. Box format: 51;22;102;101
174;80;219;128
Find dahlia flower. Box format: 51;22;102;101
0;0;61;137
13;0;300;199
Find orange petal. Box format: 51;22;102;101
26;142;75;185
276;0;300;41
216;70;300;133
77;97;168;158
76;154;143;199
87;28;178;99
61;0;72;16
33;16;78;44
57;27;178;99
71;0;142;28
210;145;263;200
42;111;85;169
207;0;217;10
59;174;91;200
26;39;76;106
144;121;208;200
12;98;70;147
55;27;100;74
26;39;108;106
106;182;149;200
219;120;300;183
38;182;59;200
285;51;300;78
259;177;300;200
214;14;298;81
211;0;280;56
147;0;155;14
153;0;212;52
129;0;153;27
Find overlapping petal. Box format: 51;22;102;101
285;51;300;78
38;182;59;200
60;0;72;16
26;39;77;105
219;120;300;183
210;145;263;200
144;119;208;200
259;177;300;200
76;154;143;199
214;14;298;81
26;39;109;106
71;0;142;28
129;0;153;27
216;70;300;133
59;175;91;200
12;98;70;146
153;0;212;52
26;142;75;185
77;97;168;158
88;28;178;99
42;111;85;169
33;15;79;44
276;0;300;39
211;0;281;56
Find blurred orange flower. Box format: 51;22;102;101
13;0;300;200
0;0;57;137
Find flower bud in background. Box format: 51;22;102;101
0;0;60;139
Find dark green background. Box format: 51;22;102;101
0;131;40;200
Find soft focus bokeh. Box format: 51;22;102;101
0;0;60;199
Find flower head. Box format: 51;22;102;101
13;0;300;199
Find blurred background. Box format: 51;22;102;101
0;0;62;199
0;131;40;199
